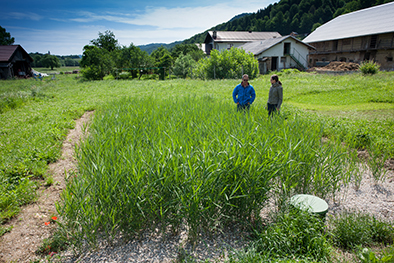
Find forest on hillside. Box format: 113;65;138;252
184;0;393;44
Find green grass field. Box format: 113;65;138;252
1;71;393;261
33;66;80;74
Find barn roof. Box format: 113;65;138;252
0;45;33;62
303;1;394;43
204;31;282;43
239;35;315;56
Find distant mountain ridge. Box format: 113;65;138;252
138;41;182;54
137;13;252;53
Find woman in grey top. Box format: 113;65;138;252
267;74;283;116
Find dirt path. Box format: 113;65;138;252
0;111;93;263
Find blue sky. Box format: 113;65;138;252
1;0;276;55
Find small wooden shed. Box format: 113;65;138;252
0;45;33;79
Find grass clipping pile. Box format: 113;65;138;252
309;61;360;72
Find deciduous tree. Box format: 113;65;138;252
41;54;60;70
0;26;15;45
90;30;119;52
80;45;113;80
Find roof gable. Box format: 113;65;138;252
0;45;33;63
239;35;315;55
304;1;394;43
204;31;282;43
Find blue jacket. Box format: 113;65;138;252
232;82;256;106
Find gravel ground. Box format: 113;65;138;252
58;167;394;263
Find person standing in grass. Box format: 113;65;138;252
267;74;283;116
233;74;256;112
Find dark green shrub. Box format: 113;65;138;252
80;66;104;80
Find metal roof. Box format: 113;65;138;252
238;35;315;55
0;45;19;62
205;31;281;43
0;45;33;62
304;1;394;43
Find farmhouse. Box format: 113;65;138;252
238;35;315;74
303;1;394;71
0;45;33;79
204;31;281;55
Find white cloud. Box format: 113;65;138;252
12;26;101;55
8;0;275;54
8;12;43;21
69;1;265;29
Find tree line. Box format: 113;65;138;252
79;30;207;80
29;53;80;69
79;30;258;80
184;0;393;44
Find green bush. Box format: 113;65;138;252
253;206;330;261
172;54;197;78
140;73;159;80
195;47;259;79
103;74;115;80
80;66;104;80
281;68;301;75
360;60;380;75
118;71;131;80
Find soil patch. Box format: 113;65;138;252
308;61;360;72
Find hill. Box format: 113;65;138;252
137;13;250;53
183;0;394;44
138;41;182;54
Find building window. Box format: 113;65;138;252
387;57;393;62
333;40;338;51
370;35;378;48
227;43;234;50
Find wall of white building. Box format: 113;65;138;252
214;42;247;52
256;39;310;70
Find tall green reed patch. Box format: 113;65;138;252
58;95;352;249
264;115;350;202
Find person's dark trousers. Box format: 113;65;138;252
267;103;278;116
237;104;250;112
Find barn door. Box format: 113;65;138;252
271;57;278;71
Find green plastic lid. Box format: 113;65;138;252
289;194;329;216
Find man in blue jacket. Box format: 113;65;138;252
232;74;256;112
